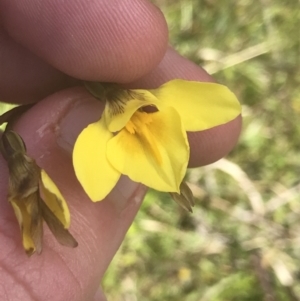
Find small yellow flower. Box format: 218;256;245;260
0;130;77;255
73;79;241;201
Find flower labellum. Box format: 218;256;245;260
0;130;78;256
73;79;241;209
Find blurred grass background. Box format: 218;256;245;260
102;0;300;300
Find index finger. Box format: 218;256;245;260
0;0;168;83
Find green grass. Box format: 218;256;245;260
103;1;300;300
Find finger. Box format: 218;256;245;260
127;47;242;167
127;46;216;88
0;0;168;83
0;29;78;104
0;88;146;301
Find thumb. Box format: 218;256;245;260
0;86;146;301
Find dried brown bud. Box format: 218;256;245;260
0;130;77;256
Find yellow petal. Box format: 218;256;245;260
40;170;71;228
10;199;36;255
107;107;189;192
103;89;158;132
73;120;121;201
149;79;241;131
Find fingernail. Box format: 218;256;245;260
57;98;104;153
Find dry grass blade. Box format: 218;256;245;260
204;159;265;215
203;42;273;74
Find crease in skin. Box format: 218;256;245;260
52;250;85;301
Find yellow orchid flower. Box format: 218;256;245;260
0;130;78;256
73;79;241;202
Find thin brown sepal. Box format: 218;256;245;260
27;194;43;255
169;182;195;213
41;200;78;248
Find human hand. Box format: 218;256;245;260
0;0;242;300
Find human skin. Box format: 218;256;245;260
0;0;242;300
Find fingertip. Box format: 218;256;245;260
188;115;242;167
127;47;215;89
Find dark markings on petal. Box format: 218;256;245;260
84;81;146;116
